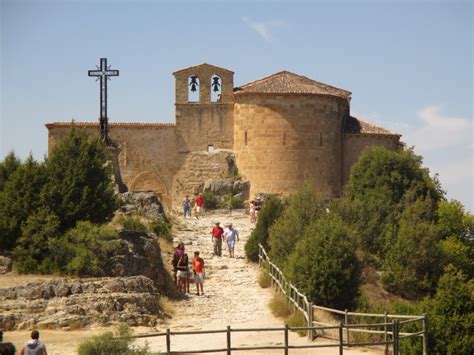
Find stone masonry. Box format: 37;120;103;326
46;63;401;209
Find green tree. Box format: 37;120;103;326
12;208;61;273
427;265;474;354
383;198;442;298
345;147;443;261
0;151;21;191
268;182;326;266
286;214;361;309
0;155;48;250
42;127;117;231
245;194;284;262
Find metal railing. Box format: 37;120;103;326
258;243;428;355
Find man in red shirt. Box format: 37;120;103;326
195;193;204;219
211;222;224;256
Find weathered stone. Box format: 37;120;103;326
0;256;12;274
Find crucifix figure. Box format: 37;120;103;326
88;58;119;142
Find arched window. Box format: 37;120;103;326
211;75;222;103
188;75;200;102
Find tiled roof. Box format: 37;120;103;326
234;71;351;99
173;63;234;75
45;122;176;128
344;116;399;136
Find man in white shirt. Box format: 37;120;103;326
223;223;239;258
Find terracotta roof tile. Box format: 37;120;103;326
45;122;176;128
234;71;351;99
344;116;399;136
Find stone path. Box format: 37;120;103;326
139;209;381;354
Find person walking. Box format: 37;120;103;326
195;193;204;219
211;222;224;257
249;200;256;223
224;223;239;258
183;195;191;218
192;251;205;296
171;243;185;285
176;248;190;294
20;330;47;355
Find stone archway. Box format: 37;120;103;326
128;171;169;204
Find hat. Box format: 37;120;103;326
256;196;261;200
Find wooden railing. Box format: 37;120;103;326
258;243;428;355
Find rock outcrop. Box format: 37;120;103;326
119;192;166;219
0;276;161;330
0;256;12;274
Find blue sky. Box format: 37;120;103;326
1;0;472;211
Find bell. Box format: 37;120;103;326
190;83;197;92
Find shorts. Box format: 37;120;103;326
227;240;235;249
196;206;202;213
177;270;188;279
194;272;204;283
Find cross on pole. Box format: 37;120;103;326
88;58;119;142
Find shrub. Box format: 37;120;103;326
0;151;21;191
258;270;271;288
245;194;284;262
49;221;118;276
286;214;361;310
78;324;155;355
202;191;218;210
118;215;148;233
269;293;293;318
227;194;244;210
287;311;307;337
268;182;326;267
12;208;61;274
149;218;173;242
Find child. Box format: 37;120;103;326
193;251;205;296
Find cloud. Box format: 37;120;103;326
405;106;473;152
242;17;284;43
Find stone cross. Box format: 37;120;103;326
88;58;119;142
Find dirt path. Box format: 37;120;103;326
137;209;382;354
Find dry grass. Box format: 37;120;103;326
257;270;271;288
287;310;307;337
0;272;65;289
268;293;293;318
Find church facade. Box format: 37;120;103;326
46;63;401;210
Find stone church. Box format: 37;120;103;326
46;63;401;210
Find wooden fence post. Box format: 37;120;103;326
384;312;389;355
308;301;313;340
344;309;349;345
166;328;171;355
339;321;344;355
284;323;289;355
392;320;399;355
227;325;231;355
422;313;428;355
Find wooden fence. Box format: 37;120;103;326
258;243;428;355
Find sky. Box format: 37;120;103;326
1;0;473;211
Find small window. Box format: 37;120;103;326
244;131;248;146
188;75;200;102
283;132;286;146
207;145;215;153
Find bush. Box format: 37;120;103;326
269;293;293;318
49;221;118;276
78;324;156;355
287;311;307;337
286;214;361;310
202;191;218;210
268;182;326;267
258;270;271;288
149;218;173;242
226;194;244;210
12;208;61;274
0;151;21;191
245;194;284;262
118;215;148;233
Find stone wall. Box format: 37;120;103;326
233;94;349;199
342;134;401;183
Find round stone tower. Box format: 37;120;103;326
233;71;351;199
